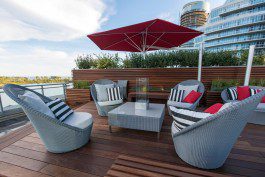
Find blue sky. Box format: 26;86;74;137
0;0;226;76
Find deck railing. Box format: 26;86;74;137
0;82;72;115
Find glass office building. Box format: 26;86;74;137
204;0;265;52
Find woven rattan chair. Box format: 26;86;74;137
221;86;265;125
171;90;265;169
167;80;205;114
3;84;93;153
91;79;123;116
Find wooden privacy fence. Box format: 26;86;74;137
73;66;265;91
72;66;265;105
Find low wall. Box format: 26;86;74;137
72;66;265;105
73;66;265;91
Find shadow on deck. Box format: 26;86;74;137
0;102;265;177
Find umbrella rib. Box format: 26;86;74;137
148;33;176;48
103;33;140;50
146;32;165;51
125;40;142;52
124;33;142;52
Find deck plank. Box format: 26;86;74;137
0;102;265;177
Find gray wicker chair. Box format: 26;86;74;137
221;86;265;125
171;90;265;169
91;79;123;116
3;84;93;153
167;80;205;114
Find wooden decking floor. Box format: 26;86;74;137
0;102;265;177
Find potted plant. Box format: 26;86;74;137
66;80;90;107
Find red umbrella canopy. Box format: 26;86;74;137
87;19;203;52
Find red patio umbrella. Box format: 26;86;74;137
87;18;203;58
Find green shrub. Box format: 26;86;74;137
95;53;121;69
73;80;90;89
211;78;265;91
240;50;265;65
75;55;96;69
211;79;242;91
249;78;265;87
75;50;265;69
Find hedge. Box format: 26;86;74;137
75;50;265;69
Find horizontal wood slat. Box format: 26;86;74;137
107;155;229;177
66;89;91;108
73;66;265;105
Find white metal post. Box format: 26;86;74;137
197;43;203;81
244;45;255;86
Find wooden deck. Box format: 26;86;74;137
0;102;265;177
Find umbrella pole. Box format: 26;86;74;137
197;43;203;82
142;51;146;60
244;45;255;86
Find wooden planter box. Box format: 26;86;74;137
66;89;90;108
206;91;223;106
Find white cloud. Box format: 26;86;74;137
0;47;76;76
0;0;110;41
0;47;5;53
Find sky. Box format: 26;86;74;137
0;0;226;77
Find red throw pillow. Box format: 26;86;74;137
255;90;265;103
261;96;265;103
183;90;202;104
237;86;250;100
204;103;223;114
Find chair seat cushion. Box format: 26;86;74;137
178;84;198;98
98;99;123;106
167;100;193;109
256;103;265;111
94;84;114;102
18;91;56;119
64;112;93;129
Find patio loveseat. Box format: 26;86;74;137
221;86;265;125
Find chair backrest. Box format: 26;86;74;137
3;84;57;123
221;86;265;103
3;84;52;108
173;80;205;94
90;79;116;102
173;90;265;142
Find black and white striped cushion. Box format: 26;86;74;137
170;106;210;131
250;88;262;96
106;87;122;101
46;98;73;122
169;89;185;102
227;88;238;100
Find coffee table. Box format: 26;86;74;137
108;102;165;139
